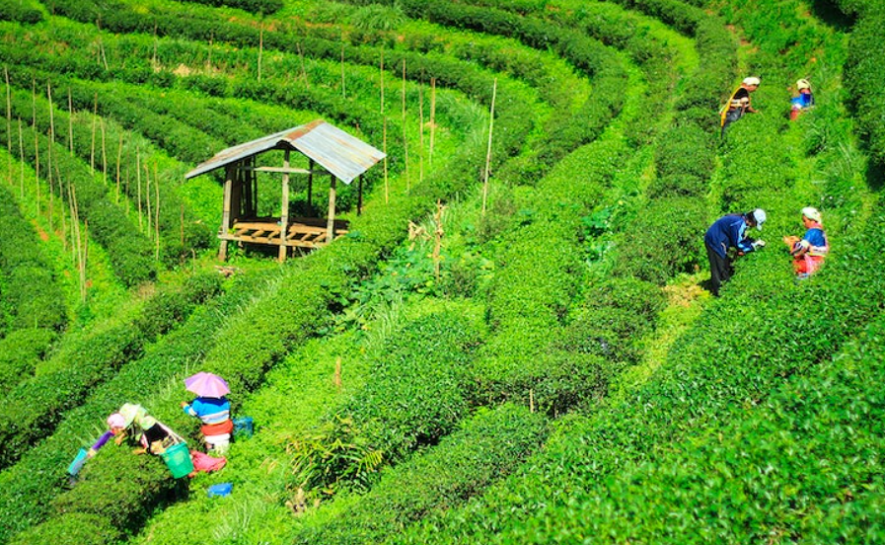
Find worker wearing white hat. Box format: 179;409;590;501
704;209;767;296
783;207;828;278
790;78;815;120
721;77;761;136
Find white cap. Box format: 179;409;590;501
742;77;761;87
801;206;821;223
751;208;766;230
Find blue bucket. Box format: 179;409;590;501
233;417;253;439
207;482;233;497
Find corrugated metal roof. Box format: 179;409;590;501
185;120;386;185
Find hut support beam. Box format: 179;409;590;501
326;173;337;242
307;158;314;212
219;164;234;260
357;174;363;216
279;149;291;262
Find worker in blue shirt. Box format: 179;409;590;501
704;209;766;296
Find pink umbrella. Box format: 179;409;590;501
184;372;230;398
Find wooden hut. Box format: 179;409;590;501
185;120;385;261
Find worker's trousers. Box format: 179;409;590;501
706;244;731;297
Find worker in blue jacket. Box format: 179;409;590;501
704;209;766;296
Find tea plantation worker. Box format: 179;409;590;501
721;76;761;136
181;395;233;454
704;208;767;297
782;206;828;278
90;403;174;457
790;79;815;120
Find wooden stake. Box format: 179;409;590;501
258;27;263;82
100;119;107;185
279;150;291;262
136;146;143;230
67;88;74;155
82;219;89;302
144;162;151;235
155;162;160;260
340;42;346;98
4;67;10;185
17;118;23;197
90;94;97;174
419;75;424;184
402;59;409;191
430;77;436;166
58;164;66;250
296;43;308;87
433;200;444;282
47;129;53;232
530;388;534;413
482;78;497;216
115;132;123;202
380;51;388;203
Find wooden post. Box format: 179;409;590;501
297;43;309;87
433;200;444;282
67;88;74;155
430;77;436;166
279;149;291;262
115;132;123;202
380;51;387;203
5;67;10;185
258;27;263;82
90;94;97;173
307;158;314;211
17;118;23;197
482;78;497;216
47;129;53;232
419;74;424;184
357;174;363;216
402;59;409;191
100;119;107;185
340;42;346;98
326;173;337;243
136;146;142;230
219;164;234;260
145;162;151;235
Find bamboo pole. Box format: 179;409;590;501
90;94;97;173
82;219;89;302
4;67;10;185
155;162;160;260
279;150;291;262
419;75;424;184
100;119;107;185
144;162;151;235
17;118;23;197
58;164;66;250
115;132;123;202
380;51;388;203
32;80;39;215
482;78;497;216
297;43;308;87
433;200;444;283
258;27;263;82
430;77;436;166
47;129;53;233
340;42;346;98
67;88;74;155
402;59;409;191
136;146;143;230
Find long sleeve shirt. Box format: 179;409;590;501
704;214;756;258
183;397;231;424
91;430;114;452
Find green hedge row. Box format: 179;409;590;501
0;272;221;470
393;187;885;543
0;271;258;543
174;0;282;15
0;117;157;286
1;80;215;262
0;184;67;334
0;327;56;394
0;0;42;24
292;404;548;545
844;3;885;170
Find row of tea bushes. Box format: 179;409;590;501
2;81;215;262
0;119;157;286
0;184;67;335
0;269;256;543
843;2;885;170
291;404;548;545
0;272;221;470
0;0;41;24
174;0;283;15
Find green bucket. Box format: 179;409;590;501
160;443;194;479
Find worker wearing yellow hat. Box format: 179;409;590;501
783;207;828;278
790;79;815;120
721;77;761;136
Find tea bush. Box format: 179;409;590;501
0;0;42;24
0;185;67;334
844;2;885;170
0;270;256;542
0;328;56;394
0;272;221;469
292;404;548;545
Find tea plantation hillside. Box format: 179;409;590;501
0;0;883;543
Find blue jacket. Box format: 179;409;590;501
183;397;231;424
705;214;757;258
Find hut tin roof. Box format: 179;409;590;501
185;120;385;184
